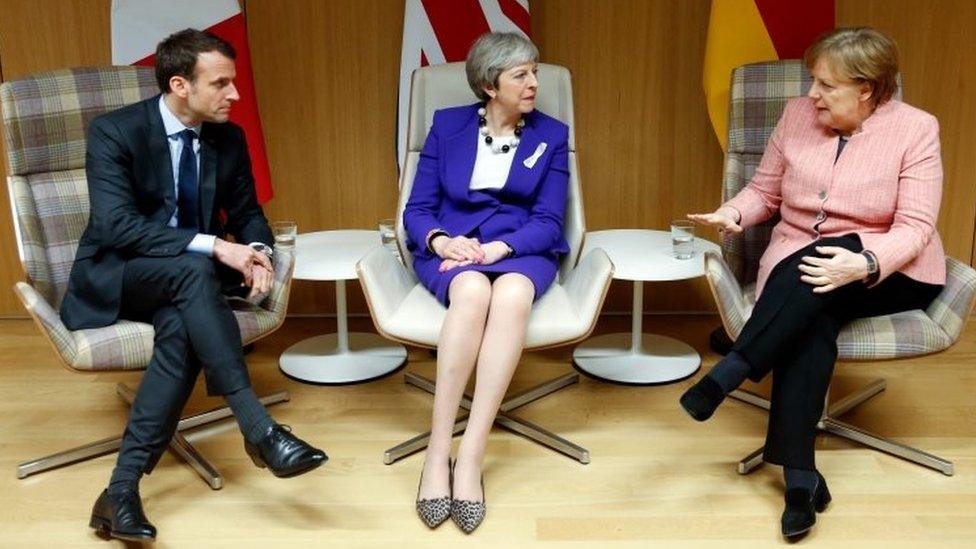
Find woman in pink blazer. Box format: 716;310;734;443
681;28;946;539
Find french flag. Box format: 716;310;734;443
111;0;274;204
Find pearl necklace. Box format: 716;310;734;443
478;106;524;154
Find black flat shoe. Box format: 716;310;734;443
679;375;726;421
89;489;156;542
244;424;328;478
781;471;831;539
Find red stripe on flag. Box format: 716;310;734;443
498;0;531;35
420;0;491;61
754;0;834;59
132;14;274;204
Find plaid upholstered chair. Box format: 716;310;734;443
704;60;976;476
1;66;295;490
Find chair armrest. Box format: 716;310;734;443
357;246;418;321
926;256;976;344
256;248;295;316
562;248;614;322
13;281;78;366
703;250;751;340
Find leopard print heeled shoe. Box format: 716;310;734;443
450;470;486;534
416;459;452;528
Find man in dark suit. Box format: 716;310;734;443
60;29;326;542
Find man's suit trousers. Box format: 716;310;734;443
116;253;250;474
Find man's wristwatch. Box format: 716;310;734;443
249;242;274;258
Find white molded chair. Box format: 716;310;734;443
357;62;614;465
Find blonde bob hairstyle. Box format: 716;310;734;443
804;27;899;106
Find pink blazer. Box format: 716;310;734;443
724;97;946;296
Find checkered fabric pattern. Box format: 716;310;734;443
707;60;974;360
8;170;88;307
722;61;813;284
706;252;976;361
2;67;294;372
233;248;295;345
1;67;159;176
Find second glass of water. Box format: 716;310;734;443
378;218;401;260
671;220;695;259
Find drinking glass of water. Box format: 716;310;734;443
378;218;400;260
671;220;695;259
272;221;297;249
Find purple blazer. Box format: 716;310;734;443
403;103;570;305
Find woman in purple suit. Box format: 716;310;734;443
404;32;570;533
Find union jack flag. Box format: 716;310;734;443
397;0;531;170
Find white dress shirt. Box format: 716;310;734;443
469;127;518;190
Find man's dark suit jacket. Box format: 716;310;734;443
59;95;273;331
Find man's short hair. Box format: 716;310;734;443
154;28;236;93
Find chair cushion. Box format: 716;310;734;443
745;281;952;360
380;281;585;349
66;305;282;371
71;320;154;371
838;310;952;360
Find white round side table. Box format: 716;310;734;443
573;229;721;385
278;230;407;384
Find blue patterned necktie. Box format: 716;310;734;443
176;129;200;229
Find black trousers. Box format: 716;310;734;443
731;235;942;470
115;254;251;475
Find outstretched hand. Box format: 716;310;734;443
687;206;743;235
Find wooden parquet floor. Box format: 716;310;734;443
1;314;974;548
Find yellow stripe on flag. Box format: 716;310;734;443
703;0;779;151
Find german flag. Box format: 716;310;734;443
703;0;834;150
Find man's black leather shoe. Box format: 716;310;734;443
89;489;156;542
244;424;328;478
781;471;831;539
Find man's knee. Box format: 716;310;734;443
170;254;222;300
174;253;218;282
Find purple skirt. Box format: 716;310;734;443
413;253;559;306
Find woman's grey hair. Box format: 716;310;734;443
465;32;539;102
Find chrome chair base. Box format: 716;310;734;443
16;383;290;490
729;378;954;476
384;371;590;465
